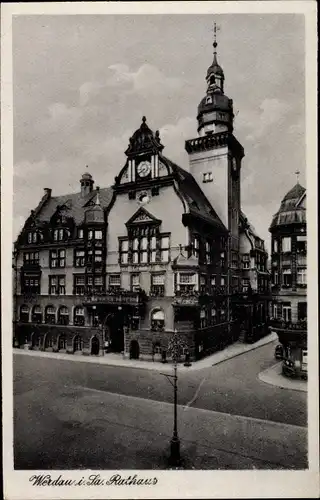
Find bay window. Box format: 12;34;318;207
50;249;65;268
281;237;291;253
176;272;197;294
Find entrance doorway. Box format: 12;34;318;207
91;336;100;355
104;312;125;353
129;340;140;359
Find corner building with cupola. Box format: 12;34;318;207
269;182;307;377
13;39;270;361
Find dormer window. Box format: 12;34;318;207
77;228;84;239
53;228;69;242
27;231;42;244
206;96;212;104
203;172;213;183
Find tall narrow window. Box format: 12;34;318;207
160;235;170;262
74;274;85;295
20;305;29;322
50;249;65;268
74;306;85;326
32;305;42;324
150;236;157;263
297;267;307;285
75;249;85;267
242;254;250;269
282;303;292;322
151;273;165;296
45;306;56;324
282;268;292;286
140;237;148;263
109;274;121;290
58;306;69;325
120;239;129;264
131;273;140;291
205;241;211;263
281;237;291;253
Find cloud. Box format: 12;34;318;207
244;98;290;141
107;63;181;95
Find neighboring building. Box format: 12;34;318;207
269;182;307;377
13;36;269;361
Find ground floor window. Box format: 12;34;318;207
58;306;69;325
45;306;56;324
74;306;85;326
20;305;29;323
151;309;165;331
32;305;42;323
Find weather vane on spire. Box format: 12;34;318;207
213;22;221;52
295;170;300;184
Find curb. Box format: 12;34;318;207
13;333;277;374
258;362;308;392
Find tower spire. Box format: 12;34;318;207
212;22;220;62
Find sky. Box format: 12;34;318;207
13;14;305;250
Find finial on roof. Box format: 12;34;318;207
142;116;146;123
95;191;101;206
295;170;300;184
212;22;220;60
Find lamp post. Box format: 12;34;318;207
164;330;185;466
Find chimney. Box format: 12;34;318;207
43;188;52;198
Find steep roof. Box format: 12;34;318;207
35;187;113;226
269;183;306;230
161;155;227;232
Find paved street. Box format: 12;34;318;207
14;341;307;469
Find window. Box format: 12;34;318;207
273;271;279;285
131;273;140;291
20;305;29;322
75;250;85;267
281;237;291;253
74;306;85;326
242;254;250;269
176;272;197;293
220;307;226;322
128;232;170;265
282;303;292;322
220;251;226;268
298;302;307;321
160;235;170;262
120;239;129;265
211;275;216;290
211;306;217;324
77;228;84;239
200;275;207;294
151;309;165;331
242;278;250;293
109;274;121;290
231;252;238;269
27;232;41;244
50;249;65;268
45;306;56;324
22;274;40;294
151;273;165;296
273;239;278;253
53;228;69;241
23;252;39;265
296;235;307;254
49;275;66;295
74;274;85;295
32;305;42;323
58;306;69;325
192;235;200;259
28;232;32;244
220;276;226;286
200;308;207;329
282;268;292;287
89;229;102;240
58;335;66;350
94;249;102;264
297;267;307;285
205;241;212;263
203;172;213;183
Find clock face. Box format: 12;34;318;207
137;161;151;178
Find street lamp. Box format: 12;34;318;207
163;330;186;466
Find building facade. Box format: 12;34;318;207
13;38;270;361
269;182;307;377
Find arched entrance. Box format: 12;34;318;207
130;340;140;360
103;312;125;353
91;336;100;355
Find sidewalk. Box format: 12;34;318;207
14;332;277;374
259;362;307;392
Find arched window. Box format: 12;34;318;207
58;306;69;325
74;306;85;326
20;305;29;323
45;305;56;324
206;96;212;104
210;75;215;85
73;335;83;352
32;305;42;323
151;309;165;331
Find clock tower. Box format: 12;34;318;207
185;27;244;257
123;116;164;184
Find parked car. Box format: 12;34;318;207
282;358;295;377
274;344;284;360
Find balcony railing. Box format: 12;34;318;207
269;318;307;331
173;291;200;306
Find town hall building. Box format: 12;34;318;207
13;36;270;361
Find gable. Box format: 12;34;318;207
126;207;162;227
